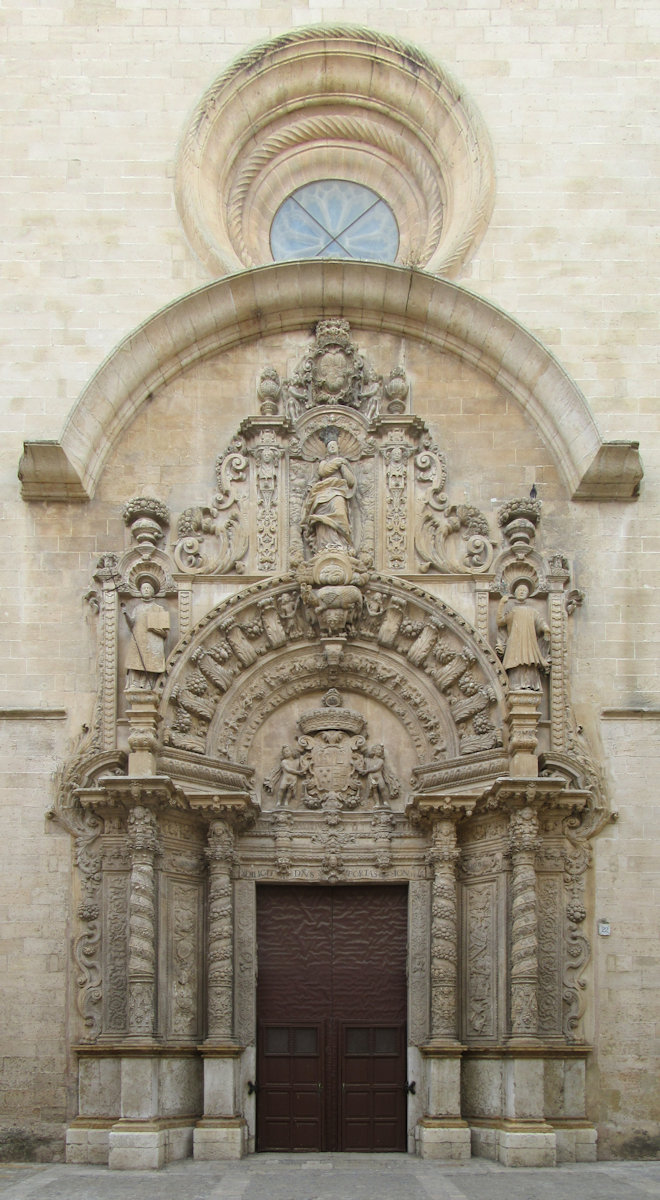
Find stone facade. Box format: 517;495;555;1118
1;6;659;1170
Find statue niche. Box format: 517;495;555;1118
300;428;357;555
124;575;170;691
496;579;550;692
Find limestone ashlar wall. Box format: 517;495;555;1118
1;0;658;1163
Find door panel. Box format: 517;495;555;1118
258;1023;324;1151
340;1023;406;1152
256;885;407;1152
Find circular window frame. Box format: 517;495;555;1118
175;26;495;278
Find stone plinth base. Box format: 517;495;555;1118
417;1119;471;1161
193;1117;247;1159
108;1119;195;1169
553;1121;598;1162
471;1122;556;1167
66;1118;114;1164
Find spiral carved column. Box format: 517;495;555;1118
508;805;541;1039
429;817;461;1042
126;805;160;1038
206;820;235;1042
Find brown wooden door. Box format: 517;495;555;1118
340;1023;407;1151
256;884;407;1152
258;1023;324;1151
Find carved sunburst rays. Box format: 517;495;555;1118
294;406;369;462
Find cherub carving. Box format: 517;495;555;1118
264;745;306;807
357;743;399;808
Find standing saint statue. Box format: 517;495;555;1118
124;578;170;690
300;430;356;553
496;581;550;691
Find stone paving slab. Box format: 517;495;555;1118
0;1157;659;1200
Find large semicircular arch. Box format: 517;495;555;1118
158;573;508;772
19;263;642;503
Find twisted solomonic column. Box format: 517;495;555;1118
205;820;235;1041
428;816;462;1042
508;805;541;1039
126;805;161;1038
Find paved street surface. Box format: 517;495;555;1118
0;1155;660;1200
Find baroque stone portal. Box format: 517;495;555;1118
56;320;605;1171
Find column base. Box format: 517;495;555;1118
417;1118;471;1162
470;1121;556;1167
194;1117;248;1160
108;1118;195;1170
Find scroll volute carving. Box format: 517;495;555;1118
174;437;249;574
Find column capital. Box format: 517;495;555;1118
206;819;235;866
127;804;161;857
406;793;476;828
508;804;541;855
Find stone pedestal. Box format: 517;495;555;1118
104;1053;201;1169
194;1045;246;1160
194;1117;247;1160
506;691;541;777
504;1054;545;1120
497;1123;557;1168
126;690;161;776
467;1054;556;1167
417;1118;472;1161
418;1043;470;1162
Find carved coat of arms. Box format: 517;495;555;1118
263;689;399;812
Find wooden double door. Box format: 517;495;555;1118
256;884;408;1153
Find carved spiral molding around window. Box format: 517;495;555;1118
174;26;496;278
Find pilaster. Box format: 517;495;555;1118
194;816;247;1160
407;797;473;1163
